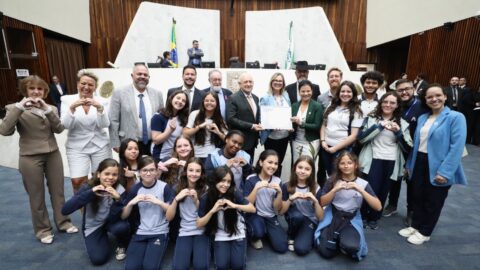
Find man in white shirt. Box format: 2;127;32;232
49;75;67;115
167;65;204;112
358;71;385;116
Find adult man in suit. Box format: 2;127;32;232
187;40;204;68
49;75;67;115
285;61;320;103
414;73;428;96
203;69;232;120
227;72;262;160
167;65;204;112
444;76;464;111
109;63;164;155
317;67;343;108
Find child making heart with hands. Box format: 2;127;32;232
197;166;255;270
280;155;324;255
314;151;381;261
243;150;288;253
166;158;209;270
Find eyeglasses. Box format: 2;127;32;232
396;87;413;93
272;80;284;83
141;168;157;174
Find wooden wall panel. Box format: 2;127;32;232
88;0;374;68
406;17;480;90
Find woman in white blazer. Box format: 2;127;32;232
61;70;111;194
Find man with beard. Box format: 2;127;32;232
168;65;204;112
285;61;320;103
203;69;232;120
358;71;384;116
445;76;464;111
109;63;164;155
383;79;428;226
227;73;262;160
317;67;343;108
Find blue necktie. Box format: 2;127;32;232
138;94;148;144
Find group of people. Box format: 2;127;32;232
0;61;468;269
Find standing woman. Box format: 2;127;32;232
315;151;381;261
197;166;256;270
122;156;174;270
259;72;291;177
151;90;189;162
243;150;288;253
118;139;141;192
204;130;253;191
357;92;412;229
0;75;77;244
62;159;130;265
320;80;363;176
183;91;227;162
61;70;111;193
280;156;323;256
398;84;467;245
166;158;209;270
290;80;324;163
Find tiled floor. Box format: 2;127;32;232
1;145;479;269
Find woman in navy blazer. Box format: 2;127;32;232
398;84;467;245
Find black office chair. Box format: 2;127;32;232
202;62;215;68
246;62;260;69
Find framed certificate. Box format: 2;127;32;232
260;106;292;130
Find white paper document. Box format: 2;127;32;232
260;106;292;130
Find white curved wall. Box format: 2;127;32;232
114;2;220;68
245;7;350;71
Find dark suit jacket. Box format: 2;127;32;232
227;90;260;151
202;87;233;102
167;86;204;112
291;100;324;142
49;83;67;105
415;80;428;95
445;86;465;110
285;82;320;104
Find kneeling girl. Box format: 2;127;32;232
62;158;130;265
197;166;255;270
122;156;174;270
314;151;381;261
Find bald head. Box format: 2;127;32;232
238;73;254;94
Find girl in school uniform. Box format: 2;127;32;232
243;150;288;253
118;138;141;192
280;156;324;255
314;151;381;261
122;156;174;270
166;158;209;270
62;158;130;265
158;135;195;186
197;166;256;270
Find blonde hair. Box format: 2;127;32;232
267;72;285;95
77;69;99;86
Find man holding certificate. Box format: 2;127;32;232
259;72;292;177
227;73;262;161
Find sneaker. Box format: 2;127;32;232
66;226;79;234
398;227;417;238
115;247;127;261
288;240;295;252
367;220;379;230
407;231;430;245
40;234;54;244
383;205;397;217
250;239;263;250
404;211;413;227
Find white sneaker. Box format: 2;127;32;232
407;231;430;245
398;227;417;238
66;226;79;234
115;247;127;261
40;234;54;244
288;240;295;252
251;239;263;250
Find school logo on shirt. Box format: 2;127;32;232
411;117;416;122
154;239;161;245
